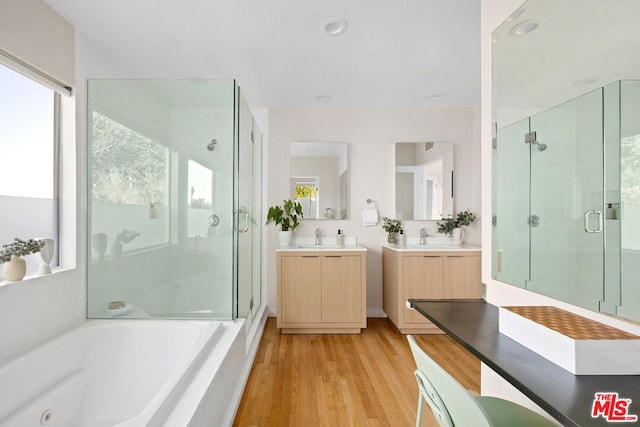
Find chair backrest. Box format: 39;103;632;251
414;368;454;427
407;335;492;427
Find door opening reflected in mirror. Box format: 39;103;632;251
395;142;453;220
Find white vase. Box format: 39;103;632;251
92;233;107;261
111;241;123;258
37;238;55;274
277;230;293;247
4;255;26;281
451;228;464;245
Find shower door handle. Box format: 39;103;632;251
235;209;249;233
583;210;603;233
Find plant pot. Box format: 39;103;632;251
387;232;397;244
451;228;464;245
278;230;293;247
92;233;107;261
111;241;123;258
4;255;27;281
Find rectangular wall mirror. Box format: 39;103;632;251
289;142;348;220
395;142;453;220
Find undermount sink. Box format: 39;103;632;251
403;244;461;250
295;244;344;249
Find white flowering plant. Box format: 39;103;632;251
0;238;45;264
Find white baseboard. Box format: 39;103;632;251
367;308;387;318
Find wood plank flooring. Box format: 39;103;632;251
233;318;480;427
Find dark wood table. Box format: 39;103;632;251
408;299;640;426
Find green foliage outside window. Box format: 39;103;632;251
295;185;316;200
91;111;168;205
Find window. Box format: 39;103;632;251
187;159;213;237
621;133;640;251
89;110;171;252
91;111;168;206
0;62;59;280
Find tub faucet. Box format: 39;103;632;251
419;228;428;245
315;228;321;245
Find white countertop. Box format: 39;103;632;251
276;236;367;252
383;243;481;252
276;244;367;252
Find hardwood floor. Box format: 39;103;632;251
233;317;480;426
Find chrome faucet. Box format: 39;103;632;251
419;228;428;245
315;227;321;245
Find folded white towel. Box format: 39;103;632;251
362;208;379;226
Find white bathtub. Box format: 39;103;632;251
0;320;222;427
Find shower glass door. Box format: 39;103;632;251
616;80;640;320
236;88;254;320
527;89;604;310
493;117;530;287
235;85;262;323
251;124;263;321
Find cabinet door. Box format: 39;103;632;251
281;256;322;323
403;256;443;324
443;255;482;299
321;256;362;323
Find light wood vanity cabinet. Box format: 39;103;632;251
277;249;367;333
383;246;481;334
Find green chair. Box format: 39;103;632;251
407;335;558;427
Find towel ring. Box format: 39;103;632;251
366;198;378;208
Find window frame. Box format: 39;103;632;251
0;57;66;282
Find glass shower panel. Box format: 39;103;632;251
251;123;263;320
528;89;604;310
236;88;254;320
87;79;236;319
601;81;622;315
616;80;640;321
493;118;530;287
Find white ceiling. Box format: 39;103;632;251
44;0;480;108
493;0;640;126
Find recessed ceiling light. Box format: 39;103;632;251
574;78;598;87
428;94;444;101
315;95;331;103
509;20;540;37
322;18;349;36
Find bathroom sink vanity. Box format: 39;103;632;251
276;244;367;333
382;244;481;334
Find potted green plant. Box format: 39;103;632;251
382;217;402;244
266;199;303;246
437;209;477;245
0;237;46;281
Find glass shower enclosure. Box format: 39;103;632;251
86;79;262;321
493;80;640;321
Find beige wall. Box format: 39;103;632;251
268;106;481;316
0;0;75;85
